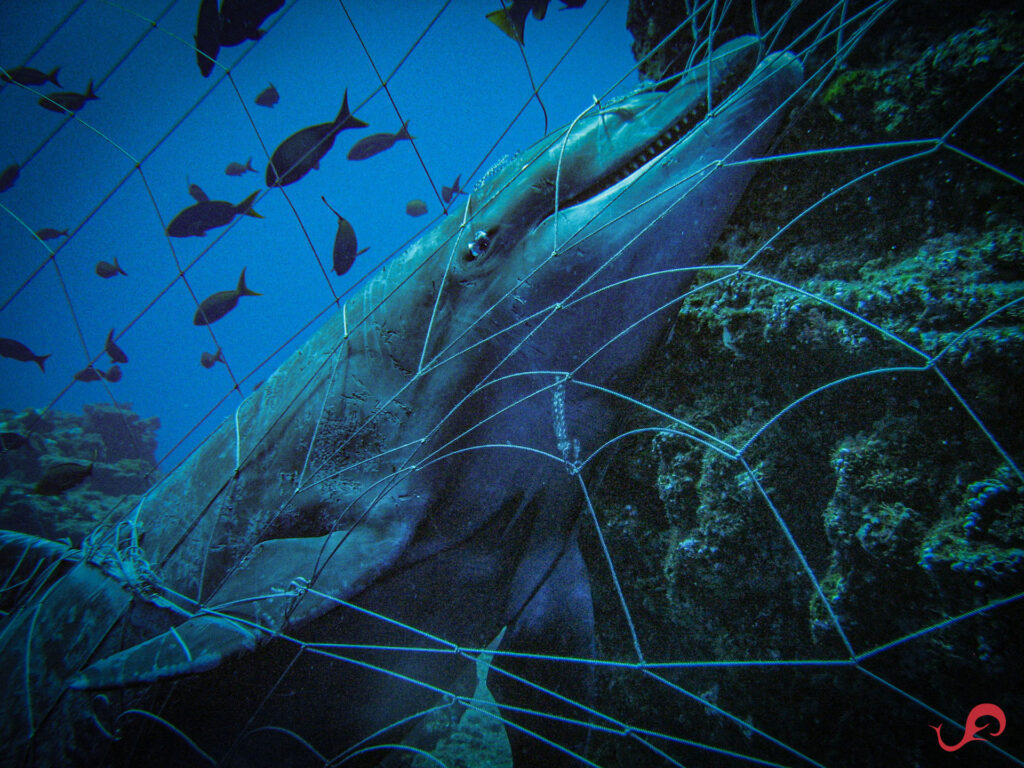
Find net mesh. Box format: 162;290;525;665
1;1;1022;767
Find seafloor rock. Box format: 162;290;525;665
582;3;1024;767
0;402;160;544
83;401;160;465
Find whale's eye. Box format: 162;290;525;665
466;230;491;261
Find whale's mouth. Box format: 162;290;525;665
558;52;758;212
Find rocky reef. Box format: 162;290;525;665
398;5;1024;767
575;2;1024;767
0;402;160;545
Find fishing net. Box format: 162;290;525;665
1;1;1022;767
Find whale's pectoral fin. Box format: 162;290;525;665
488;532;596;767
72;519;414;690
69;613;260;689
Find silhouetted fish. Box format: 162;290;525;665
2;66;61;87
95;258;127;278
219;0;284;47
167;190;262;237
200;348;225;368
255;83;279;107
195;0;220;77
442;174;464;203
38;80;97;113
266;90;368;187
486;0;546;43
0;338;49;371
104;328;128;364
0;164;18;192
486;0;585;43
34;461;92;495
187;179;209;202
194;268;261;325
346;121;414;161
102;364;122;383
405;199;427;217
321;197;368;276
35;228;68;241
225;158;256;176
73;366;103;382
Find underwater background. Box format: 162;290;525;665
2;1;1023;766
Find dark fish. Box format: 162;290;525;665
486;0;549;43
346;120;414;161
33;461;92;495
266;90;368;187
2;65;62;87
195;0;220;77
38;80;98;113
255;83;278;107
102;364;122;382
104;328;128;364
193;268;261;325
486;1;584;42
225;158;256;176
219;0;284;47
1;163;20;192
166;190;262;237
187;179;209;202
95;258;127;278
321;197;369;277
200;348;225;368
442;174;464;204
0;337;49;371
35;228;68;241
405;199;427;217
73;365;103;382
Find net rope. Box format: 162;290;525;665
1;0;1022;766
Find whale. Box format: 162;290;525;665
0;37;802;767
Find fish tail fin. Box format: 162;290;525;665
113;257;127;276
106;328;115;345
216;347;225;364
85;79;97;100
237;190;263;218
34;354;50;372
396;120;414;142
486;9;523;43
321;195;342;219
336;89;369;130
246;157;255;172
237;267;262;297
48;67;62;87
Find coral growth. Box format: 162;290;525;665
0;402;160;544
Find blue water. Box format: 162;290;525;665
0;1;635;466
